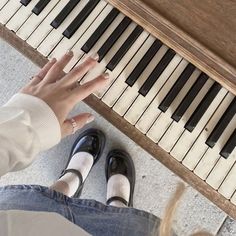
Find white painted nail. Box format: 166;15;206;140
86;115;95;124
103;72;109;79
66;50;73;56
90;52;99;61
50;58;56;63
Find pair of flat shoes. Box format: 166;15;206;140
59;128;135;207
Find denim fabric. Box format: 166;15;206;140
0;185;162;236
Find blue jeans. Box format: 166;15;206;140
0;185;161;236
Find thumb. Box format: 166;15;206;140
61;113;95;138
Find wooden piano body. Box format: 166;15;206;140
0;0;236;219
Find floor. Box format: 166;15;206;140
0;38;235;236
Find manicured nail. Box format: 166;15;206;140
90;52;99;61
103;72;109;79
50;58;56;63
86;115;95;124
66;50;73;56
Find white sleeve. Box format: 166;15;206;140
0;93;61;177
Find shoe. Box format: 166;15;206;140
59;128;105;198
105;149;135;207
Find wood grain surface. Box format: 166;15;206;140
1;23;236;219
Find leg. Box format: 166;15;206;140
50;180;70;196
107;174;130;207
105;149;135;208
50;129;105;198
50;153;93;197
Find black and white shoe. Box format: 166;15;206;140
105;149;136;207
59;128;105;198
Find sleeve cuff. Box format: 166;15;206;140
4;93;61;151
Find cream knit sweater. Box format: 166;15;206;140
0;93;90;236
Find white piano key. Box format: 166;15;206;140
149;68;201;144
102;36;156;107
218;159;236;199
27;0;70;48
113;45;168;116
6;0;37;32
16;0;60;40
95;30;149;98
158;75;213;151
124;54;182;125
135;59;189;134
193;115;236;180
48;2;110;61
80;22;138;88
0;0;22;25
63;12;125;73
230;191;236;205
0;0;9;10
206;147;236;190
37;0;89;57
170;88;228;161
182;92;235;170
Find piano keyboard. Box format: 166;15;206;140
1;0;236;207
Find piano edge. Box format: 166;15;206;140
0;23;236;220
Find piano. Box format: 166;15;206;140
0;0;235;219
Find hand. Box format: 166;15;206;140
20;51;109;138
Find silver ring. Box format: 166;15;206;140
70;118;77;134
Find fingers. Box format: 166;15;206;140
61;54;99;86
71;73;109;101
61;113;95;138
38;58;57;78
29;58;57;85
44;51;74;83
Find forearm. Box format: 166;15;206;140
0;93;61;177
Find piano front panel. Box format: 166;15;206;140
0;0;236;219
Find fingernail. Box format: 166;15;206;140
51;58;56;63
103;72;110;79
90;52;99;61
66;50;73;56
86;115;95;124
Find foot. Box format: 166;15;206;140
105;149;135;207
56;128;105;198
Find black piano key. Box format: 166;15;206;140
20;0;32;6
206;97;236;148
106;25;143;71
51;0;81;29
81;8;119;54
32;0;50;15
125;39;162;87
139;49;176;97
220;129;236;159
63;0;100;39
172;73;208;122
185;82;222;132
158;63;196;112
97;16;132;62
